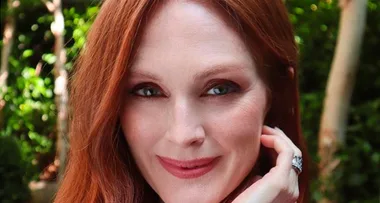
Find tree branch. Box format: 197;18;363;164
0;0;17;110
339;0;352;9
41;0;56;12
318;0;368;202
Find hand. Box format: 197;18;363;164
232;126;302;203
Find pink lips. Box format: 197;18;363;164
157;156;220;179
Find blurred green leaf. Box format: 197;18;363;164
42;53;57;64
22;49;33;58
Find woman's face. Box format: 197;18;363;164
120;1;267;202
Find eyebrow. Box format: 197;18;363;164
128;64;248;81
128;70;160;81
193;64;247;81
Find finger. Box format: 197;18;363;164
262;125;275;135
273;127;302;157
253;175;262;183
270;127;302;183
261;134;294;173
289;166;300;196
264;125;302;157
257;127;300;202
262;133;300;201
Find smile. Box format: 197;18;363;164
157;156;220;179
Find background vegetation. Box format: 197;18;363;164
1;0;379;202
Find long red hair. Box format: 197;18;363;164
54;0;309;202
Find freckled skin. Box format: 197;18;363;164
120;1;267;203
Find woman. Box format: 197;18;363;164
55;0;309;202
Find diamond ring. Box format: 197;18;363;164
291;155;302;175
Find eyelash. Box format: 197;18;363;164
129;82;164;98
202;80;241;97
129;80;241;98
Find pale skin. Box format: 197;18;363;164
120;1;301;202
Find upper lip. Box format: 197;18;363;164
157;156;219;168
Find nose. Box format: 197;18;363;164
164;99;205;147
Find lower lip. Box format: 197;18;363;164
157;157;220;179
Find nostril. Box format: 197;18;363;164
192;126;206;144
164;123;205;146
190;138;204;145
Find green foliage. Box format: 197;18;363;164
1;3;57;184
287;0;380;202
0;136;31;203
64;6;99;70
0;2;99;202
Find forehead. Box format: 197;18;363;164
131;0;255;76
141;1;239;44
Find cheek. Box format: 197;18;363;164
120;102;165;150
205;93;266;154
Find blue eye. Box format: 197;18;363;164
132;85;163;97
206;82;240;96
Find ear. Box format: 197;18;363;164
287;66;294;79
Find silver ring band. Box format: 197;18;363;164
291;155;302;175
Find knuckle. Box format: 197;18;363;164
273;136;281;143
290;187;300;201
274;136;286;146
269;167;277;174
294;148;302;156
284;148;294;157
275;127;285;134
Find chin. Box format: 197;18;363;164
155;179;233;203
160;192;223;203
